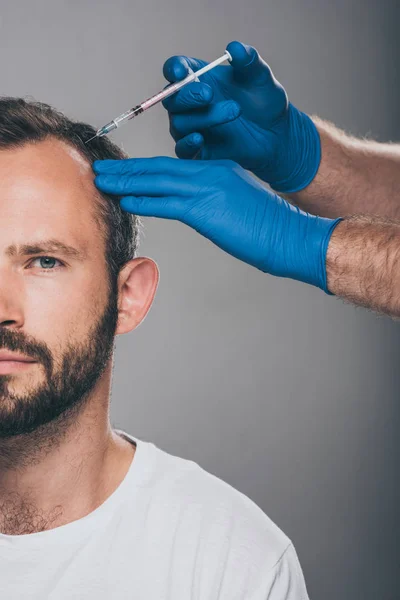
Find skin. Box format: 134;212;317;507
0;138;159;535
326;216;400;317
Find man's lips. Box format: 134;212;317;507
0;354;38;374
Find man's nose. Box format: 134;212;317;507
0;270;24;328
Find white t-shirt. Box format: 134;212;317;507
0;431;309;599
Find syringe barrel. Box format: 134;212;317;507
96;51;231;136
140;84;183;111
114;108;136;126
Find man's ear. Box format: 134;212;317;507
115;257;159;335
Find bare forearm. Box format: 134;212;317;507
326;216;400;317
289;119;400;221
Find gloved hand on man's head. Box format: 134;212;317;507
94;156;340;293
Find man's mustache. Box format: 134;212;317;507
0;329;52;371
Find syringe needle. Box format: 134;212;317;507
85;134;98;145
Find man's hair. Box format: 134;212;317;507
0;96;140;291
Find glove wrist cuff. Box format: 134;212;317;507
318;217;343;294
297;214;342;293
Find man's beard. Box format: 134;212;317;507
0;281;119;440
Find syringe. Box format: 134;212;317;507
85;50;232;144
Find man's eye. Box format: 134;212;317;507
28;257;64;270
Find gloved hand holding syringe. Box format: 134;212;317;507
93;39;343;296
85;50;232;143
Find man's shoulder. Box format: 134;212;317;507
144;438;292;564
116;433;306;597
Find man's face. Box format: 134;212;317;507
0;138;119;438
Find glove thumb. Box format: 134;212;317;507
226;41;273;86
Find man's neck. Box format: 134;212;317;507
0;390;135;535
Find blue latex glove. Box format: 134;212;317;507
162;41;320;193
93;158;341;292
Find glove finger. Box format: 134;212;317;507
120;196;183;220
163;82;213;113
162;55;207;83
226;40;274;86
171;100;241;138
175;133;204;159
95;173;194;197
94;156;201;176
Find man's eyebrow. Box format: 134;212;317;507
5;240;88;261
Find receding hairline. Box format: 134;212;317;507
7;133;121;247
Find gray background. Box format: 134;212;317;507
1;0;399;598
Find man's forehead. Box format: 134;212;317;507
0;138;99;211
0;138;104;252
0;137;92;179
